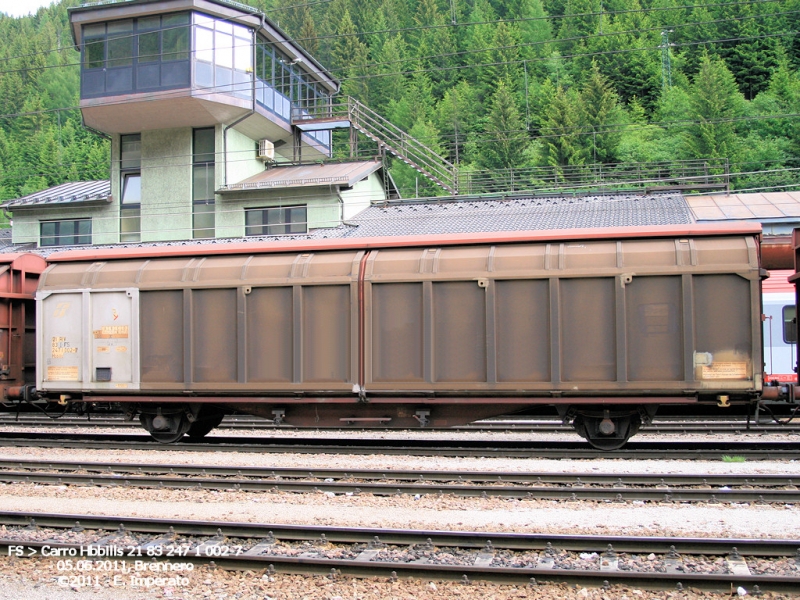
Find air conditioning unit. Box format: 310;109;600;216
257;139;275;161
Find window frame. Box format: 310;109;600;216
120;133;142;243
81;12;191;97
245;205;308;236
192;127;216;239
40;219;92;247
783;305;797;345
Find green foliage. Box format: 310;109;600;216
721;455;746;463
0;0;798;201
0;2;109;203
686;54;746;160
390;118;448;197
538;82;586;168
580;63;624;163
470;79;531;170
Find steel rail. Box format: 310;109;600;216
0;432;798;460
2;470;798;503
0;459;799;503
1;511;798;555
2;457;799;486
0;512;798;591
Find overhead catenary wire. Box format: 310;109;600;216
0;13;794;86
0;2;795;203
0;0;784;66
4;164;797;221
0;27;794;134
1;103;797;187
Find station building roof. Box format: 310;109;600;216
688;191;800;221
2;181;111;211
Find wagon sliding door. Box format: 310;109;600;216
38;289;139;391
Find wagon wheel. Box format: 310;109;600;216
573;414;639;451
139;411;191;444
186;410;225;440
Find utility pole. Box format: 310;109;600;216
523;60;530;131
661;30;673;91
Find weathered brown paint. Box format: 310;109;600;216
37;229;764;425
45;224;763;263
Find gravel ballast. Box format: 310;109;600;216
0;442;797;599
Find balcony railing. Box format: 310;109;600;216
292;97;458;194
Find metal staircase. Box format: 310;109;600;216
292;97;458;195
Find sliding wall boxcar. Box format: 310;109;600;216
37;251;361;394
37;231;762;402
363;236;763;396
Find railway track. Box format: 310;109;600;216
1;412;798;434
0;511;797;592
1;458;799;503
0;431;798;460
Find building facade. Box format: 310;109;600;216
5;0;390;247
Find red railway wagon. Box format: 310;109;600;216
0;253;47;402
33;223;783;449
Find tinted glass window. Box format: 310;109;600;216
783;305;797;344
40;220;92;247
193;128;215;162
81;13;191;97
162;13;189;61
85;38;105;69
120;133;141;169
193;127;215;238
106;20;133;68
138;30;160;63
245;206;308;236
120;207;141;243
193;203;215;239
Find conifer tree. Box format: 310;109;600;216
473;79;530;170
687;54;745;160
390;118;447;197
557;0;601;53
483;21;523;97
539;84;586;168
508;0;552;61
580;62;623;163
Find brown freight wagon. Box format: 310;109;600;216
37;223;765;449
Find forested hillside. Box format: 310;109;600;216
0;0;798;205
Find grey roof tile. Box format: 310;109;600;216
343;193;694;237
2;181;111;209
0;192;693;254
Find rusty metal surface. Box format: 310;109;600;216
45;223;762;263
0;254;45;399
364;236;761;394
761;235;793;270
37;232;763;421
688;190;800;221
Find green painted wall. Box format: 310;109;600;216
140;128;193;242
342;172;386;220
225;128;264;187
216;187;341;238
10;204;117;246
9;118;385;245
